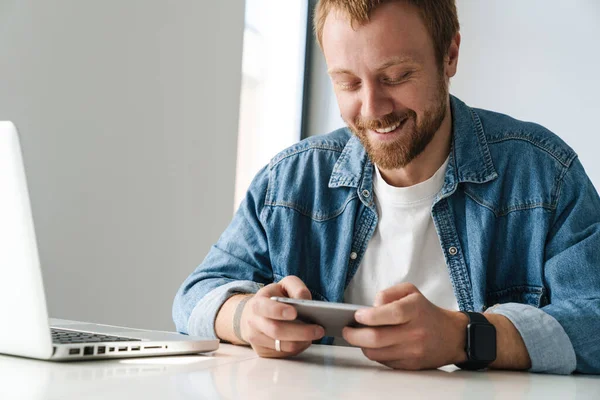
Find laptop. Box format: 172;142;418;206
0;121;219;360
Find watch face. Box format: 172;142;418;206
469;323;497;362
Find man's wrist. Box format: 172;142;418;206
484;313;531;370
448;310;531;370
455;312;499;370
215;294;253;345
233;295;253;344
449;310;469;365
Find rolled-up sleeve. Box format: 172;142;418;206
487;303;576;374
538;158;600;374
187;280;262;338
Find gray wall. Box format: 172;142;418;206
0;0;245;331
452;0;600;189
306;1;600;189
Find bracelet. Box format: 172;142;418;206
233;295;252;345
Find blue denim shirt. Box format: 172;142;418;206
173;95;600;374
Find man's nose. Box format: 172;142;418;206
360;83;394;120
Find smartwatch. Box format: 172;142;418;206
455;311;497;371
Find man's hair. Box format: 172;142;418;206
314;0;460;68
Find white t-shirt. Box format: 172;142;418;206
343;157;459;312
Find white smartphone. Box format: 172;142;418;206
270;297;368;338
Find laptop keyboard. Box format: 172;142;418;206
51;328;142;344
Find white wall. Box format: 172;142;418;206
307;1;600;188
453;0;600;189
0;0;245;331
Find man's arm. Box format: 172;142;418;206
172;162;325;359
172;166;272;337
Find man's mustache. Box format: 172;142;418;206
354;111;415;131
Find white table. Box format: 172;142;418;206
1;344;598;399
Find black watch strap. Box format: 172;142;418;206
455;311;497;371
462;311;488;324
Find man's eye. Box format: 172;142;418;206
337;82;359;90
383;72;412;84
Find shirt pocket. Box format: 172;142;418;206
486;285;548;309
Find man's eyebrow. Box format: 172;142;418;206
327;67;355;75
375;56;420;71
328;56;421;75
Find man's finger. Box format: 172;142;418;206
361;344;412;363
374;283;420;306
251;295;297;321
250;316;324;342
246;329;311;354
342;325;403;349
278;275;312;300
355;294;418;326
257;282;286;298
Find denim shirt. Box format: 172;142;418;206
173;96;600;374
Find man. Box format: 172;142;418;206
173;0;600;374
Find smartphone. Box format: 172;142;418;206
270;297;368;338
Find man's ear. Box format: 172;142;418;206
445;32;461;79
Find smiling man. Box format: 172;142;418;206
173;0;600;374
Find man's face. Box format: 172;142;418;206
322;2;454;170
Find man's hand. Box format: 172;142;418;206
240;276;325;358
342;283;468;370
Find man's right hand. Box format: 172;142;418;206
240;275;325;358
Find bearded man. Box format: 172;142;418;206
173;0;600;374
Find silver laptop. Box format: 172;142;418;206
0;121;219;360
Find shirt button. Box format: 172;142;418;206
362;190;370;198
350;252;358;260
449;246;458;256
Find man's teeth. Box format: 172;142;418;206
374;122;401;134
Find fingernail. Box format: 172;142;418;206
355;310;366;322
282;308;294;319
315;327;325;338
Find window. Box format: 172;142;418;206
235;0;310;209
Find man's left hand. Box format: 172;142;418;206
342;283;468;370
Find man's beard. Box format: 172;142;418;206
348;78;449;170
